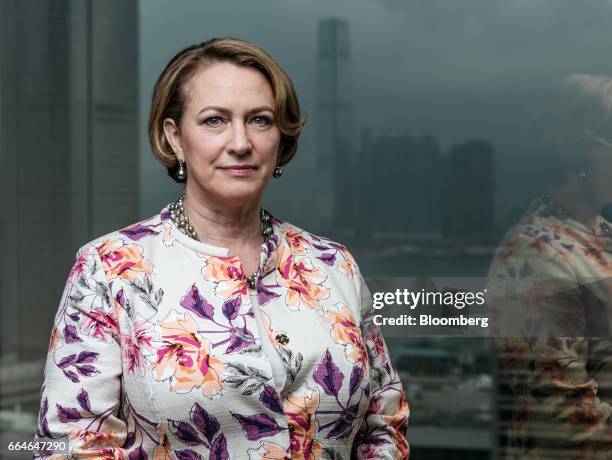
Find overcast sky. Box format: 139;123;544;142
138;0;612;220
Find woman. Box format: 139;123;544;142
33;38;409;459
488;74;612;459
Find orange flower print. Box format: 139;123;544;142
47;325;61;355
552;223;612;275
276;244;330;311
71;448;126;459
150;310;225;398
283;386;324;460
381;392;410;459
337;259;356;281
558;224;593;248
153;425;173;460
68;427;127;459
202;256;249;304
247;441;290;459
97;239;153;282
260;311;287;350
581;245;611;274
285;227;310;255
562;387;608;439
324;303;366;365
331;244;357;281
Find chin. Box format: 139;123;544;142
214;185;265;206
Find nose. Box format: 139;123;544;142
227;122;251;156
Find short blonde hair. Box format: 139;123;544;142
148;38;306;182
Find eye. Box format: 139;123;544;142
203;116;224;127
249;115;272;127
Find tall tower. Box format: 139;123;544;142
316;18;354;233
367;135;443;241
444;141;495;244
0;0;138;364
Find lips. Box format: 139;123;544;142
219;165;258;177
220;165;257;170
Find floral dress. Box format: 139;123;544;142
33;205;409;459
488;196;612;459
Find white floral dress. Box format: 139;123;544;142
33;205;409;459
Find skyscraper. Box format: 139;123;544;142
0;0;138;365
444;141;495;244
316;18;354;233
366;134;444;241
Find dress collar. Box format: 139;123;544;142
160;205;283;267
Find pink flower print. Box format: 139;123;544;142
96;238;153;282
79;310;120;343
150;311;225;398
121;320;154;377
276;244;330;311
202;256;249;305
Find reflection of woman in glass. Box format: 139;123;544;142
488;74;612;458
33;38;409;458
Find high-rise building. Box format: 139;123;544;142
0;0;138;368
443;141;495;244
366;134;444;241
316;18;354;233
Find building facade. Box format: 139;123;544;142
0;0;138;374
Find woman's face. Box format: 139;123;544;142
164;61;281;208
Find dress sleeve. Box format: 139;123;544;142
488;236;612;458
351;275;410;460
33;245;128;459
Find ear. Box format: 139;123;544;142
163;118;184;162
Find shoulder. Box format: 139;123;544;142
274;217;361;284
276;218;352;253
72;211;167;281
274;217;371;318
489;205;575;280
77;211;167;253
497;198;574;256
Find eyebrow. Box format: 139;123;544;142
198;105;275;116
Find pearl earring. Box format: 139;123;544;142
176;161;186;181
273;167;282;178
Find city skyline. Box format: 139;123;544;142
0;0;138;365
138;0;612;231
2;3;611;458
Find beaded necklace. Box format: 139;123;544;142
169;194;273;288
